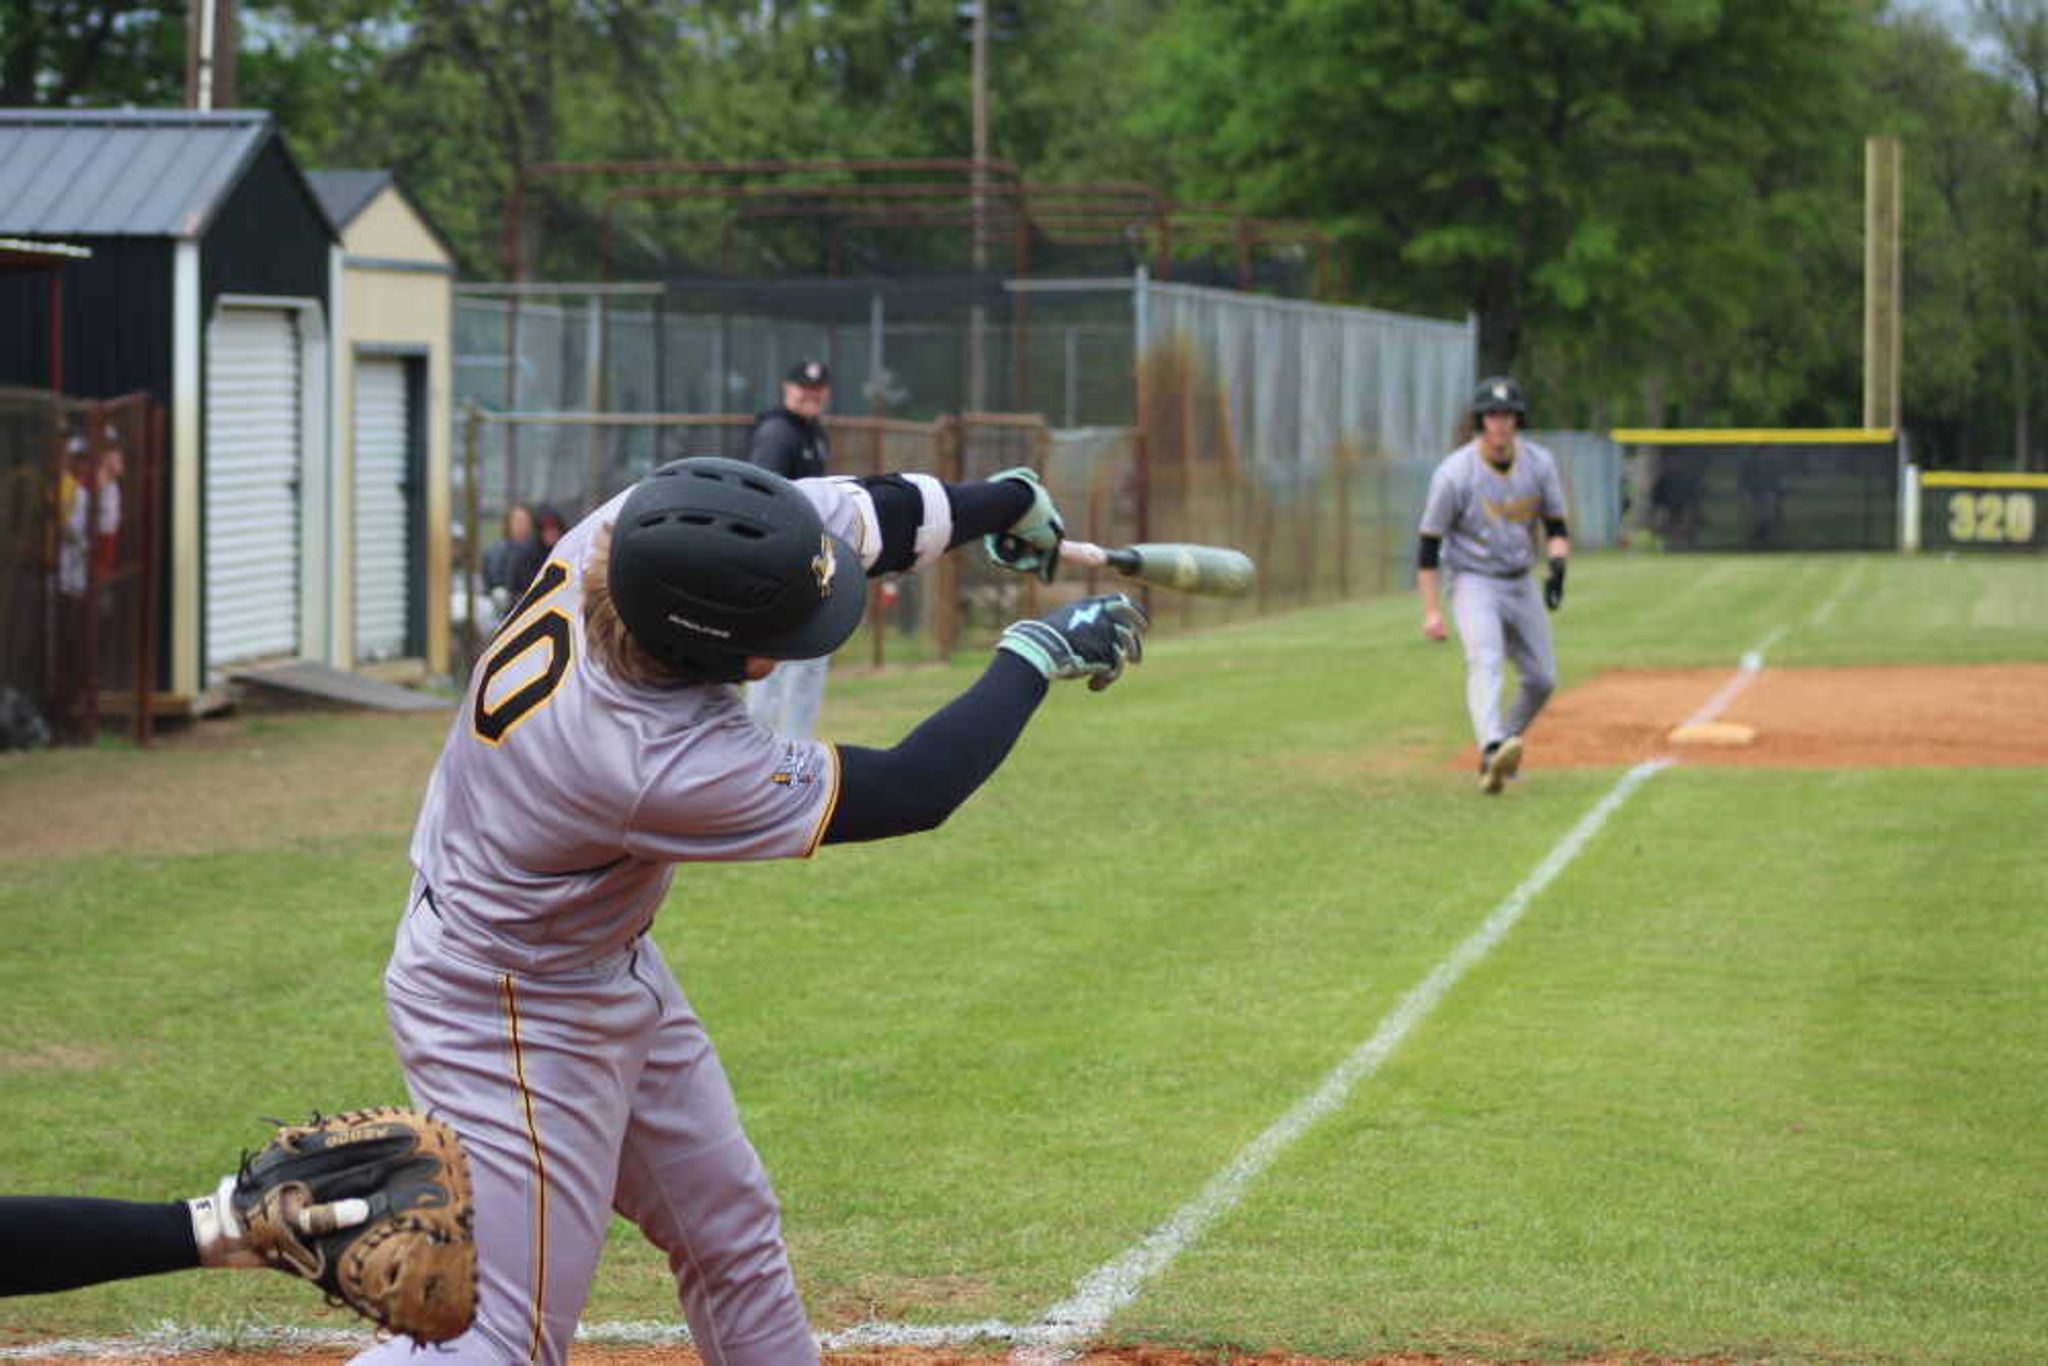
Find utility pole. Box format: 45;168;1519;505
1863;135;1902;433
968;0;990;413
184;0;238;110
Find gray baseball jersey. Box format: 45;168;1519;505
354;473;944;1366
409;477;905;976
1417;438;1568;578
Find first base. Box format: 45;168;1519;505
1667;721;1757;746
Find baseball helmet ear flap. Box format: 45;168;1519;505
1472;375;1528;423
606;457;865;681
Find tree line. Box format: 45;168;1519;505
6;0;2042;467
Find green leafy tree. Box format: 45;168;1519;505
1;1;185;106
1972;0;2046;468
1146;0;1870;414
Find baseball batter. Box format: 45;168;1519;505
349;457;1141;1365
1417;376;1571;793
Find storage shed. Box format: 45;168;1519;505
0;108;338;704
307;169;456;678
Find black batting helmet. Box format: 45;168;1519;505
607;457;864;683
1472;375;1528;422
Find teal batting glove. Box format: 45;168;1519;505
996;594;1147;692
983;466;1065;582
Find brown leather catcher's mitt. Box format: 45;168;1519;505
234;1108;477;1342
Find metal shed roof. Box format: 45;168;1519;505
306;169;391;232
0;109;277;240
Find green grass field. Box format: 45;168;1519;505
1;552;2044;1361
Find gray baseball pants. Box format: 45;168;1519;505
350;900;819;1366
1449;570;1557;750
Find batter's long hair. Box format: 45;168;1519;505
582;524;693;689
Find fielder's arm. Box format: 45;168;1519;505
1543;520;1570;610
1416;463;1459;641
1417;535;1447;641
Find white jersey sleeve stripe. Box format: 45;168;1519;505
904;473;953;570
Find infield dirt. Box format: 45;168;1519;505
1500;663;2048;770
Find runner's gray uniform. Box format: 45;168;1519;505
1419;439;1568;750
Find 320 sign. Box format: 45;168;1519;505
1923;476;2046;551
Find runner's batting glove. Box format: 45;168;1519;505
984;466;1065;582
997;593;1147;692
1544;560;1567;611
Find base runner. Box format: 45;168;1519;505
1417;376;1571;793
350;458;1142;1365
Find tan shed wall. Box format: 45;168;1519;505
349;190;448;263
332;187;454;676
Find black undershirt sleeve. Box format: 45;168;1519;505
1544;517;1569;540
0;1197;198;1294
824;651;1048;844
859;476;1034;575
1417;534;1443;570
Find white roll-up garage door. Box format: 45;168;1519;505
353;357;410;661
205;308;301;668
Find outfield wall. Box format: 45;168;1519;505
1918;471;2047;553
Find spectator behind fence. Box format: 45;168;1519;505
57;429;122;601
535;505;568;553
53;426;123;741
744;360;834;737
481;504;542;620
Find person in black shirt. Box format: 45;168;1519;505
745;359;832;482
745;360;835;735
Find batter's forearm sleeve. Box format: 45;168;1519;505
824;651;1047;843
1417;534;1443;570
858;475;1033;575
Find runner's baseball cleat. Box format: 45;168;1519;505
1479;734;1523;794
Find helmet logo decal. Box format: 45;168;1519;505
665;613;734;639
1492;382;1510;400
813;535;836;598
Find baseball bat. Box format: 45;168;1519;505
1057;539;1257;598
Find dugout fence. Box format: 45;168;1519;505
450;271;1491;673
453;400;1451;675
0;386;164;748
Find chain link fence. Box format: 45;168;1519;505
0;386;164;748
455;278;1138;429
1133;280;1477;626
452;407;1147;676
451;272;1572;663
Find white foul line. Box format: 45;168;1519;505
2;639;1793;1366
1806;559;1866;627
0;1319;1039;1358
0;751;1693;1364
1012;757;1676;1357
1679;624;1786;729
